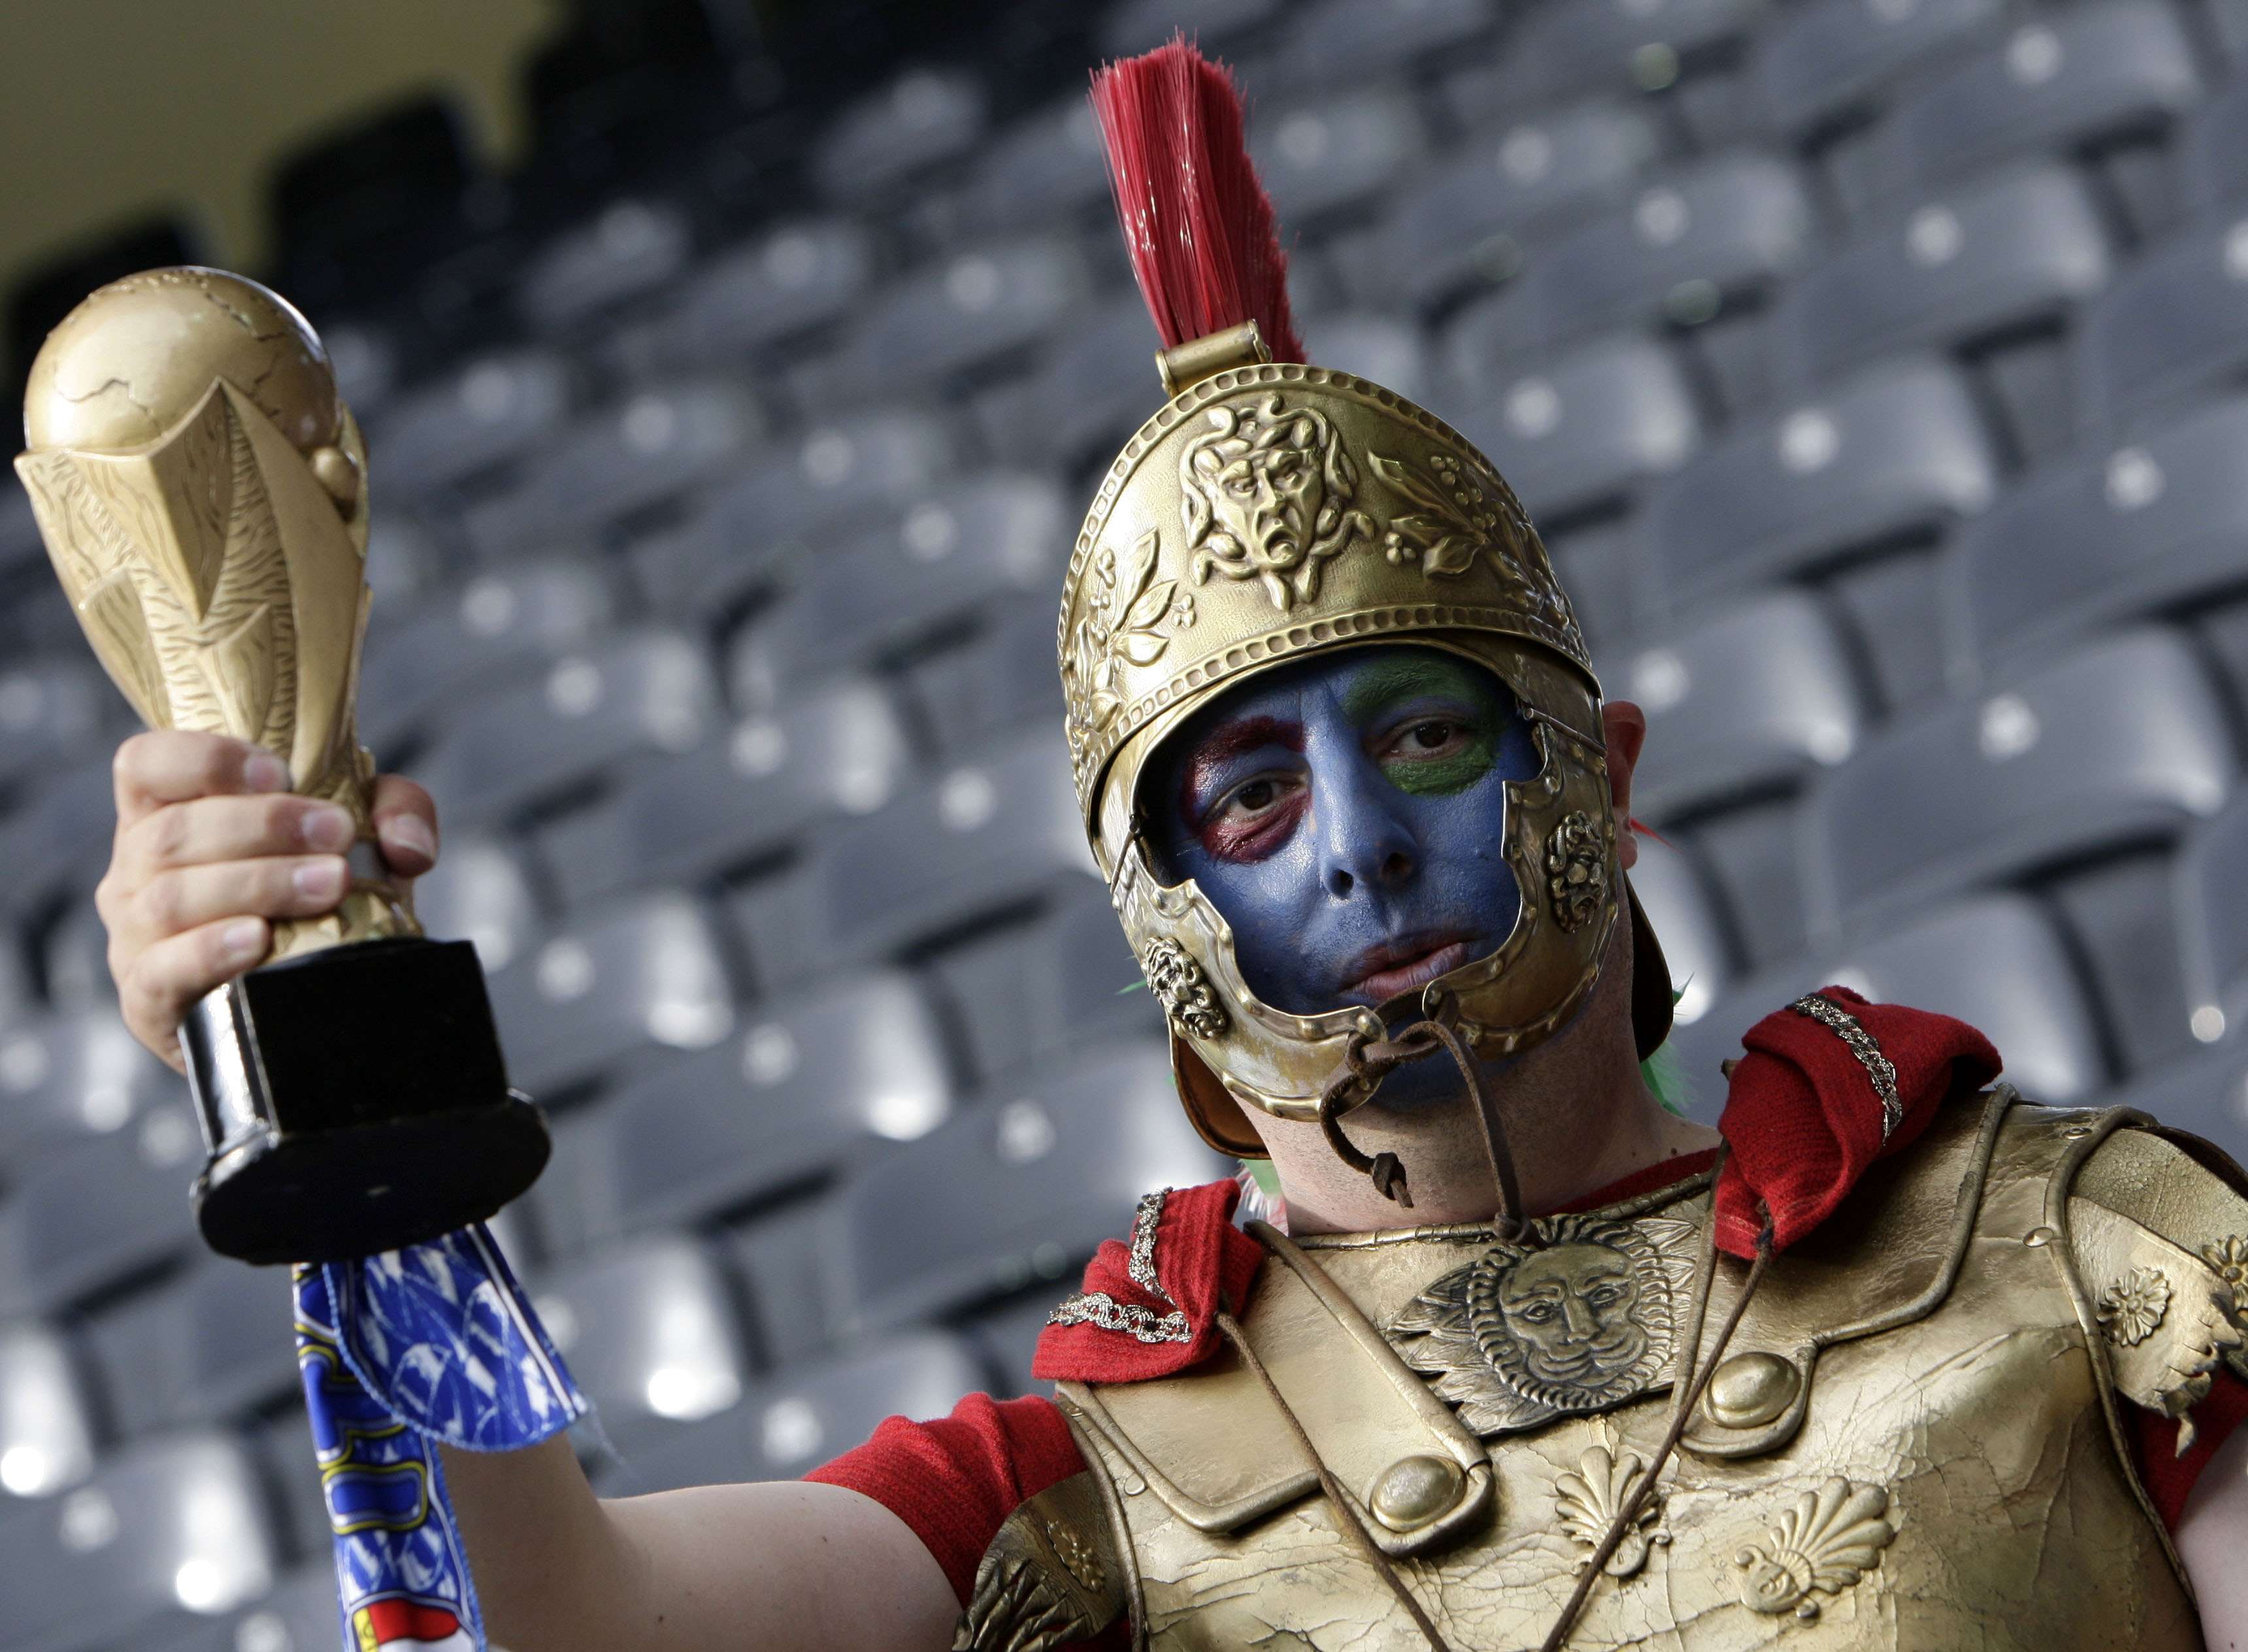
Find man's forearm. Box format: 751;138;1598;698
440;1437;641;1652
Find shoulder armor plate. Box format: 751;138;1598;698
954;1471;1129;1652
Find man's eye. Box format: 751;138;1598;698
1232;780;1277;813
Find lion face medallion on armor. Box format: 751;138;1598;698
1391;1206;1703;1435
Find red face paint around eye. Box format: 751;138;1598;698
1178;716;1306;863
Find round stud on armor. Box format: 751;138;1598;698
1704;1351;1801;1430
1368;1454;1466;1532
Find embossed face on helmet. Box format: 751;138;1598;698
1180;393;1366;609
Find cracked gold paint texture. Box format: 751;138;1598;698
1021;1099;2248;1651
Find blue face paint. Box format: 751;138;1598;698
1146;645;1544;1034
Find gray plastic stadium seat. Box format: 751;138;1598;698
982;291;1165;471
468;380;765;559
0;1430;277;1651
1464;152;1817;360
736;474;1068;699
1777;162;2111;388
966;1292;1059;1398
1449;331;1701;518
0;1112;202;1315
357;557;618;755
834;1039;1229;1333
520;198;693;334
636;412;955;623
1803;627;2236;938
414;628;721;828
2077;208;2248;433
0;659;107;789
1644;354;1997;606
724;1194;850;1368
1858;3;2203;203
0;1320;97;1498
1949;395;2248;674
0;1010;176;1156
1666;891;2109;1105
540;679;914;906
1755;0;2008;138
1506;0;1772;101
652;218;878;362
1251;86;1429;226
2103;1038;2248;1162
1273;0;1497;86
84;1259;294;1436
595;1330;985;1495
0;761;122;923
1297;314;1432;408
553;970;955;1246
1383;99;1662;312
903;595;1068;757
323;321;398;420
529;1234;750;1451
410;834;547;975
931;878;1166;1083
2047;848;2198;1080
1628;834;1737;1039
485;891;736;1097
1606;589;1865;822
367;348;573;500
812;69;987;204
961;95;1110;231
828;238;1089;402
2181;78;2248;212
246;1404;327;1570
802;724;1095;968
1102;0;1283;56
169;1564;342;1652
1690;795;1817;969
360;514;444;611
2175;796;2248;1053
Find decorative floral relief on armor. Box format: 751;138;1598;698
1047;1521;1106;1592
2203;1236;2248;1298
1048;1189;1191;1344
1142;937;1229;1040
1372;449;1531;583
1062;527;1193;759
1544;810;1607;933
1734;1478;1898;1620
1389;1209;1700;1434
2097;1266;2172;1347
1555;1438;1668;1579
1180;393;1372;610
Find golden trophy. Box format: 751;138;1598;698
15;268;546;1263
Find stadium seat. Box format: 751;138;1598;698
0;1319;97;1499
484;891;737;1098
2175;795;2248;1053
1825;548;1950;719
1856;2;2203;205
832;1039;1228;1334
1665;891;2109;1105
724;1194;850;1369
1627;833;1738;1040
636;411;956;625
529;1233;751;1453
357;557;620;757
2102;1036;2248;1161
1948;395;2248;676
1689;795;1816;969
812;69;988;205
1272;0;1498;88
793;723;1095;968
1251;86;1429;227
322;319;399;420
245;1404;328;1568
1642;353;1998;606
824;237;1090;403
0;1430;276;1652
1380;97;1662;313
169;1564;343;1652
1102;0;1283;57
902;595;1069;757
538;678;916;906
959;95;1110;232
0;1114;202;1316
410;834;548;976
2179;76;2248;212
519;197;693;335
1447;330;1701;519
367;348;574;501
1606;588;1865;822
929;877;1165;1084
1776;162;2111;388
980;291;1168;472
595;1330;986;1495
648;217;880;363
83;1259;295;1437
0;761;122;923
1297;314;1432;408
965;1292;1057;1399
0;659;108;790
360;514;444;611
1802;627;2236;938
0;1010;176;1157
2046;848;2198;1080
414;628;721;828
2077;206;2248;434
552;969;956;1245
1755;0;2008;139
1504;0;1772;102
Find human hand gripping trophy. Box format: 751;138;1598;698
15;268;547;1263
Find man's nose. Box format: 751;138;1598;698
1315;746;1417;900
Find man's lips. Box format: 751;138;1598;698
1342;934;1477;1004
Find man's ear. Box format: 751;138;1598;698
1601;699;1647;871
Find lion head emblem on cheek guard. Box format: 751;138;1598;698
1388;1211;1703;1436
1181;392;1373;610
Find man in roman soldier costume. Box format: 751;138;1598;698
81;37;2248;1652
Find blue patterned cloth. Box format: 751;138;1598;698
292;1225;587;1651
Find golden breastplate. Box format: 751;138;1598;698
995;1093;2248;1652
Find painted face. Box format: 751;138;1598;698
1146;645;1542;1025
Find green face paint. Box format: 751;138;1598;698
1340;651;1508;799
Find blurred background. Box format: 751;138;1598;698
7;0;2248;1644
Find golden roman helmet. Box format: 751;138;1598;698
1065;44;1672;1160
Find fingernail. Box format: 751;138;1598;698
220;919;265;963
382;814;435;863
301;805;355;852
243;752;290;793
293;859;345;901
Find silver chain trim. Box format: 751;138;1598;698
1788;993;1904;1142
1046;1189;1193;1345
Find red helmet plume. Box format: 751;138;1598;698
1089;37;1306;365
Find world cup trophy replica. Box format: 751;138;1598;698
14;268;547;1264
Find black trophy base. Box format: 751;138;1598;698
180;935;548;1265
